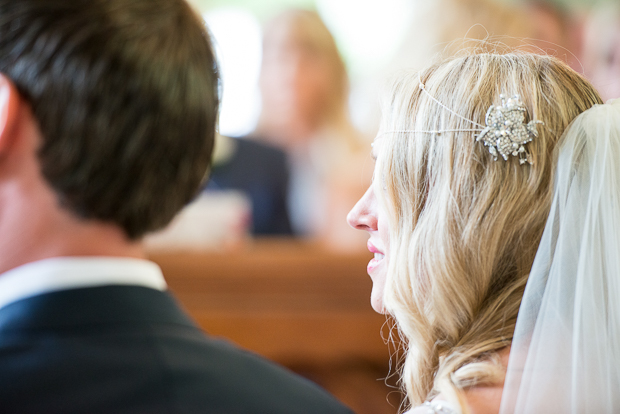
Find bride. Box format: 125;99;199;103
348;50;619;413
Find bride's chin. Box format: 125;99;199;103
370;288;387;314
368;264;388;313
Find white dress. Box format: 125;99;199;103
407;400;460;414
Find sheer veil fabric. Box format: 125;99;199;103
499;99;620;413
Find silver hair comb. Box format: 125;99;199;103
477;94;543;164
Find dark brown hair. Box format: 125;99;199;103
0;0;219;238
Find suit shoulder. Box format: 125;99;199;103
187;335;353;414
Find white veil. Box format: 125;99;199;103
499;99;620;413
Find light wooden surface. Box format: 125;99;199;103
149;238;389;366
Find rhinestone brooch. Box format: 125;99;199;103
477;94;543;165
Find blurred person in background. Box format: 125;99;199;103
389;0;536;71
390;0;587;70
254;9;370;251
206;133;293;235
354;0;542;142
524;0;583;69
581;3;620;101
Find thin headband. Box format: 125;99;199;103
377;74;543;165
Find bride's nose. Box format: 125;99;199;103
347;186;378;232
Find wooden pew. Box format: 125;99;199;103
149;238;388;364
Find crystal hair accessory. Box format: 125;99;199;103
378;77;544;165
477;94;543;164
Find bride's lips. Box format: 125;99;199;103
367;241;385;274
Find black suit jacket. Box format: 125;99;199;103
0;285;353;414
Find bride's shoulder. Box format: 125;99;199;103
406;400;460;414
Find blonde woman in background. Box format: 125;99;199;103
348;49;620;413
255;9;370;250
581;3;620;101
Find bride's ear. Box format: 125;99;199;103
0;73;21;155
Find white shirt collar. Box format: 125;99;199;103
0;256;167;311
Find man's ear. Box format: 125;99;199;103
0;74;21;155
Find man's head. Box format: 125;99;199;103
0;0;219;239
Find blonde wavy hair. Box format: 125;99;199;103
375;51;602;410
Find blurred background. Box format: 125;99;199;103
146;0;620;412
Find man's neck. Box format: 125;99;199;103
0;180;144;276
